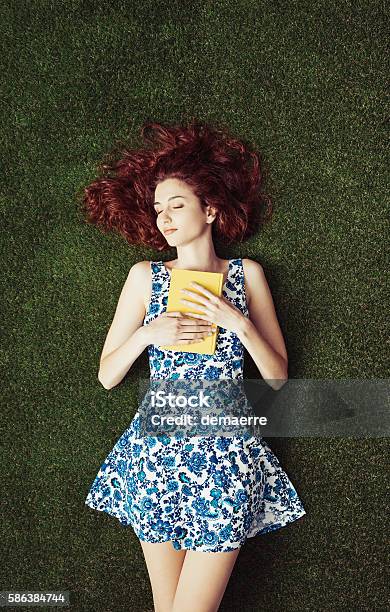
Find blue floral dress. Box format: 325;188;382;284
85;259;306;552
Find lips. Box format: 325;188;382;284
164;228;177;235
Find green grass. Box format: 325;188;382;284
1;1;388;610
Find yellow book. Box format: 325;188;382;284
160;268;223;354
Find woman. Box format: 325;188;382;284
82;120;306;612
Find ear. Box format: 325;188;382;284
206;205;217;224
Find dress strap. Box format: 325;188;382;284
150;260;165;282
235;258;249;316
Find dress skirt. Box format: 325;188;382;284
85;411;306;553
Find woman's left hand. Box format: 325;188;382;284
179;281;246;334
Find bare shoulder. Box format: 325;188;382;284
127;259;151;278
241;258;264;306
125;260;152;310
241;258;263;274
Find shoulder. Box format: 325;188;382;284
128;260;152;275
241;258;265;305
241;257;264;281
125;261;153;309
241;258;263;274
124;260;152;290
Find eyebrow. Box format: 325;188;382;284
153;196;187;207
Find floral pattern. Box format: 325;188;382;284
85;259;306;552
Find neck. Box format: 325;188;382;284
173;240;223;272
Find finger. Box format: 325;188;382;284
166;311;185;317
179;319;212;326
181;312;209;319
180;288;213;306
180;297;210;309
177;325;210;334
183;311;212;322
180;313;207;325
180;302;212;319
187;282;219;302
179;331;211;338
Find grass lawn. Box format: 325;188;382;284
1;1;387;610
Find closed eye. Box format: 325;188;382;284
156;206;183;215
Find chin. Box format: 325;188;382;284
164;230;179;240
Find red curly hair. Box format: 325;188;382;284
79;118;273;252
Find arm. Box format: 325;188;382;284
97;261;151;390
236;259;288;391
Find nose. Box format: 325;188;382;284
161;212;172;224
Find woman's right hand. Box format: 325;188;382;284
144;311;215;346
